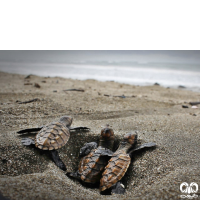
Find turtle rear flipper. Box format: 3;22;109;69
79;142;98;156
129;142;156;155
50;150;67;171
111;182;125;194
17;126;43;134
100;181;125;195
21;138;35;146
66;171;81;180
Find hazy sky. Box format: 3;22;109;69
0;50;200;64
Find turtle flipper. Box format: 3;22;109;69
50;150;67;171
95;148;114;156
111;182;125;194
21;138;35;146
17;126;43;134
129;142;156;155
66;171;81;180
79;142;98;156
69;126;90;132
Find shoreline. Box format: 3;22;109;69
0;71;200;200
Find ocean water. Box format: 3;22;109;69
0;61;200;92
0;51;200;92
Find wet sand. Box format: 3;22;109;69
0;71;199;200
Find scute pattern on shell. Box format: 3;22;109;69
100;149;131;191
78;149;108;183
35;122;70;150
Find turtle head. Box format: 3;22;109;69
123;132;137;145
59;116;73;127
100;124;114;141
99;124;115;149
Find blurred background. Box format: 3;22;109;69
0;50;200;91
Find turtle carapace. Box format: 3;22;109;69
67;125;115;184
17;116;90;171
100;132;156;194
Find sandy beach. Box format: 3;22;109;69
0;71;199;200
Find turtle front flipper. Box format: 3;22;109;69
50;150;67;171
111;182;125;194
17;126;43;134
129;142;156;155
21;138;35;146
79;142;98;156
69;126;90;132
94;148;114;157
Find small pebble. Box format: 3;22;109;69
191;106;198;109
34;83;41;88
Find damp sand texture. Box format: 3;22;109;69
0;71;200;200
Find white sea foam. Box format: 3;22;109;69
0;62;200;92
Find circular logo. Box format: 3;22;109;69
180;182;198;194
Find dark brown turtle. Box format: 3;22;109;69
100;132;156;194
67;125;115;184
17;116;90;171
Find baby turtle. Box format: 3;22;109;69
100;132;156;194
67;125;115;184
17;116;90;171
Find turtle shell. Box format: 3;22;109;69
99;149;131;191
78;148;109;183
35;122;70;150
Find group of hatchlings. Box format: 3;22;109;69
17;116;156;195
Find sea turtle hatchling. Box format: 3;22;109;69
67;125;115;184
100;132;156;194
17;116;90;171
